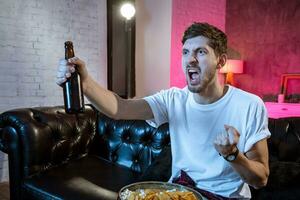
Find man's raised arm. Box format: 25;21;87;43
56;57;154;120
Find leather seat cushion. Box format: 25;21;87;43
267;161;300;190
139;146;171;182
22;156;141;200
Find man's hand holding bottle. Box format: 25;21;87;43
56;57;88;87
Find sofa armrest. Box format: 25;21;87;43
0;105;97;178
0;124;22;200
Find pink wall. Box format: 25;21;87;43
226;0;300;98
170;0;226;88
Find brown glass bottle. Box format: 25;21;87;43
63;41;85;113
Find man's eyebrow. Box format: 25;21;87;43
182;46;208;52
195;47;208;51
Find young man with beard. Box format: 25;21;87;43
56;22;270;199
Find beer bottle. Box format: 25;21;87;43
63;41;85;113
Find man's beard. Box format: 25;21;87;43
187;81;207;93
187;71;215;93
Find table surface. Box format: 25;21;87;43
265;102;300;119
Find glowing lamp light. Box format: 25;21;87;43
120;3;136;20
219;59;244;85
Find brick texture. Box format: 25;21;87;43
0;0;107;182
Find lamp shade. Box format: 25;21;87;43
220;59;244;74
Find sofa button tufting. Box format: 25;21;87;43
122;134;131;142
112;154;118;162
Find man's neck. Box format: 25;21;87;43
193;84;228;104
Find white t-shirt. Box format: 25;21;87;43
144;85;271;199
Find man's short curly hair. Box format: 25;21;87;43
182;22;227;56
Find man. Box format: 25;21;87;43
56;22;270;199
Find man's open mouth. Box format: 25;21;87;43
187;68;201;85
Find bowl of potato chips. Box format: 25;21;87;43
118;181;203;200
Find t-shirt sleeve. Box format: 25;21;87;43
143;90;169;128
244;99;271;152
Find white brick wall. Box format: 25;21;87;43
0;0;107;182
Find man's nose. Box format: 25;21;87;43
188;54;198;65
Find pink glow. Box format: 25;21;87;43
226;0;300;97
220;60;244;74
170;0;226;88
170;0;300;96
265;102;300;119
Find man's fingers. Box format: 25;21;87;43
224;124;240;144
68;57;84;66
58;65;68;72
58;63;75;72
56;69;71;86
70;66;75;73
56;77;66;86
65;72;71;78
56;57;77;87
228;130;235;144
214;132;230;146
56;71;71;79
214;135;221;144
224;125;240;136
224;124;231;131
67;56;78;63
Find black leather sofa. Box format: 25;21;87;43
0;105;300;200
0;105;170;200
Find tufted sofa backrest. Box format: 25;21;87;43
0;104;171;179
0;105;97;177
89;112;170;173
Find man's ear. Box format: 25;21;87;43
217;54;227;69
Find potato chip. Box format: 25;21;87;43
124;189;198;200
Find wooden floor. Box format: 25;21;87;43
0;182;9;200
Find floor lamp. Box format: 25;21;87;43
121;2;136;98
